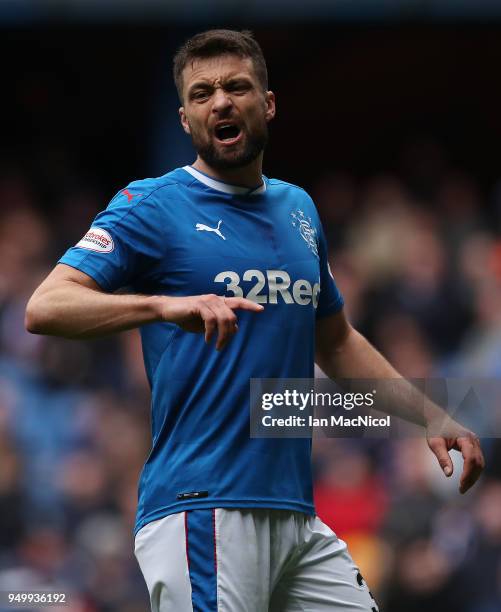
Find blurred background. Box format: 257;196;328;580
2;1;501;610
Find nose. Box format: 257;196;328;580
211;87;233;114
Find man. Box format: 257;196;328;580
26;29;484;612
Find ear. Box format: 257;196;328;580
264;91;276;123
179;107;191;135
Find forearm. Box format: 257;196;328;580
25;281;164;339
319;327;445;428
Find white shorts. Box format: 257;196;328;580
134;508;379;612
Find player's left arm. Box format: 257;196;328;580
315;309;485;493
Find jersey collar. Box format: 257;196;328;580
183;165;266;196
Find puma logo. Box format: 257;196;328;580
195;220;226;240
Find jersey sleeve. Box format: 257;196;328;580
315;216;344;319
58;184;166;292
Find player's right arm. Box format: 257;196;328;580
26;183;263;348
25;263;262;350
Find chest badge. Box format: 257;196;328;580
290;209;319;258
195;219;226;241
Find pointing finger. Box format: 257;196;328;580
224;297;265;312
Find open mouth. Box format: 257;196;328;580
214;124;242;144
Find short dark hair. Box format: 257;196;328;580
173;29;268;102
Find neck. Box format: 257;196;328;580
192;154;263;189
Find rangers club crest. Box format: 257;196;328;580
290;209;319;258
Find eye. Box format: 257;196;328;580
227;81;251;94
191;90;210;102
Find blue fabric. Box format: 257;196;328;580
185;509;217;612
58;167;344;535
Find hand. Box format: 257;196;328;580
161;294;264;350
426;417;485;494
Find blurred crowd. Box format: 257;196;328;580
0;144;500;611
312;160;501;612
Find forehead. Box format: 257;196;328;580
182;55;258;91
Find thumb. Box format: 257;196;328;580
428;437;453;477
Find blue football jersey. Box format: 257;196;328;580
59;166;344;535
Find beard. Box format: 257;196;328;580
189;119;268;171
